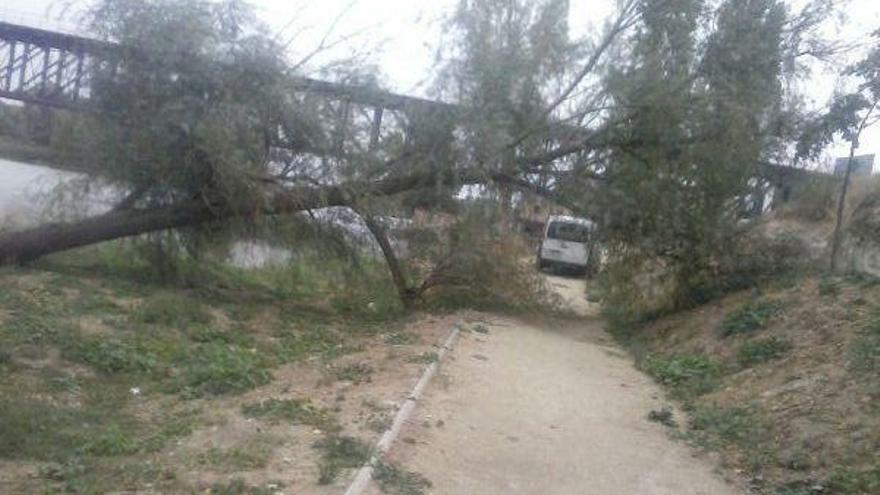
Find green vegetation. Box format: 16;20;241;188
738;337;793;367
333;363;375;384
195;443;272;471
718;299;783;337
373;460;432;495
850;311;880;373
644;354;721;399
242;398;339;433
207;479;279;495
313;435;372;484
406;351;439;364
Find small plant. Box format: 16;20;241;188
373;460;432;495
644;354;721;399
242;398;338;432
738;337;793;367
384;332;419;346
687;405;765;451
313;435;372;484
66;338;157;374
647;408;677;427
718;299;783;337
81;425;141;456
333;363;374;385
207;478;277;495
134;292;211;327
850;313;880;373
818;277;842;296
826;462;880;494
195;445;271;471
405;352;439;364
177;343;271;397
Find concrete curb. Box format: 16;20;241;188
342;323;462;495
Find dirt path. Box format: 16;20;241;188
367;276;744;495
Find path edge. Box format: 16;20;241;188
342;322;462;495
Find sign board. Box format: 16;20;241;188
834;154;875;177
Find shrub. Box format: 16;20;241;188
644;354;721;399
738;337;792;367
718;299;783;337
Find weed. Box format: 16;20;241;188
366;412;392;433
406;352;438;364
65;338;158;374
647;408;677;427
135;292;211;327
82;425;141;456
195;444;271;471
644;354;721;399
242;398;339;432
207;478;277;495
738;337;793;367
826;462;880;494
274;327;348;362
850;315;880;373
333;363;374;384
176;343;271;397
687;405;766;452
313;435;372;484
385;331;419;346
373;460;432;495
718;299;783;337
818;277;841;296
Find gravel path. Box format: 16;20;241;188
367;276;744;495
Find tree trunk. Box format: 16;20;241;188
359;213;417;309
0;170;458;265
829;100;878;273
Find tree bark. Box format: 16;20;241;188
829;100;878;273
359;212;417;309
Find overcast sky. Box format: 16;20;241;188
2;0;879;166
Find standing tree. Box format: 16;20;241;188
798;30;880;272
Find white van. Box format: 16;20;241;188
537;215;596;275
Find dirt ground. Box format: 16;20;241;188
366;275;744;495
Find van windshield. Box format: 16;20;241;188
546;222;590;243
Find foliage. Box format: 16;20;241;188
175;342;272;397
373;460;432;495
313;436;372;484
738;337;792;366
241;399;338;431
849;312;880;373
718;299;784;337
644;354;721;399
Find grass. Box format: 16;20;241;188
644;354;721;399
313;435;372;484
738;337;793;367
373;460;432;495
241;398;339;432
850;311;880;373
195;442;273;471
207;478;279;495
406;351;439;364
686;404;775;472
175;342;273;397
0;254;406;492
718;299;784;337
333;363;374;384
